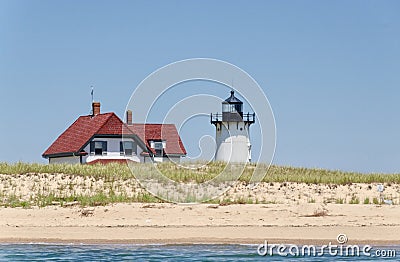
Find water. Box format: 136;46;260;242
0;244;398;261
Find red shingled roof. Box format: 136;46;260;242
42;113;132;157
129;124;186;155
43;112;186;157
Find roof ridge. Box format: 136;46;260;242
81;112;113;117
95;112;119;133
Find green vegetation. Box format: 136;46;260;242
308;198;316;203
1;192;159;208
0;162;133;181
349;196;360;204
0;162;399;207
1;162;399;184
335;198;345;204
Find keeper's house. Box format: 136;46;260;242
42;102;186;164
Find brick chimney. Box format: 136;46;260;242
92;102;100;116
126;110;132;125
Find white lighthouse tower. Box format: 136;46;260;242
211;91;255;163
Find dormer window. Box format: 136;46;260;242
120;141;136;156
154;141;163;156
90;141;107;155
149;140;165;157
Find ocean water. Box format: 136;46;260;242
0;244;398;261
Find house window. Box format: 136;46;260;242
120;141;136;156
90;141;107;155
154;141;163;157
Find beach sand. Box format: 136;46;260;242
1;203;399;245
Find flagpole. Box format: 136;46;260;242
91;86;94;102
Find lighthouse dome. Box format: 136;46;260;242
222;91;243;116
224;90;242;104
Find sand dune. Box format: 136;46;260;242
1;173;399;205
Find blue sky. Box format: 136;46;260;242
0;1;399;173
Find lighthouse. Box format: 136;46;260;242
211;91;255;163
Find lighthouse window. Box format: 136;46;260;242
222;103;242;113
234;104;242;113
223;103;236;113
222;103;230;112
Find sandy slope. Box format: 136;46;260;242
1;203;399;245
1;172;399;205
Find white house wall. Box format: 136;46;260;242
48;137;183;164
82;137;144;163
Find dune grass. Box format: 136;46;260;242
0;162;399;207
0;162;133;180
1;161;399;184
